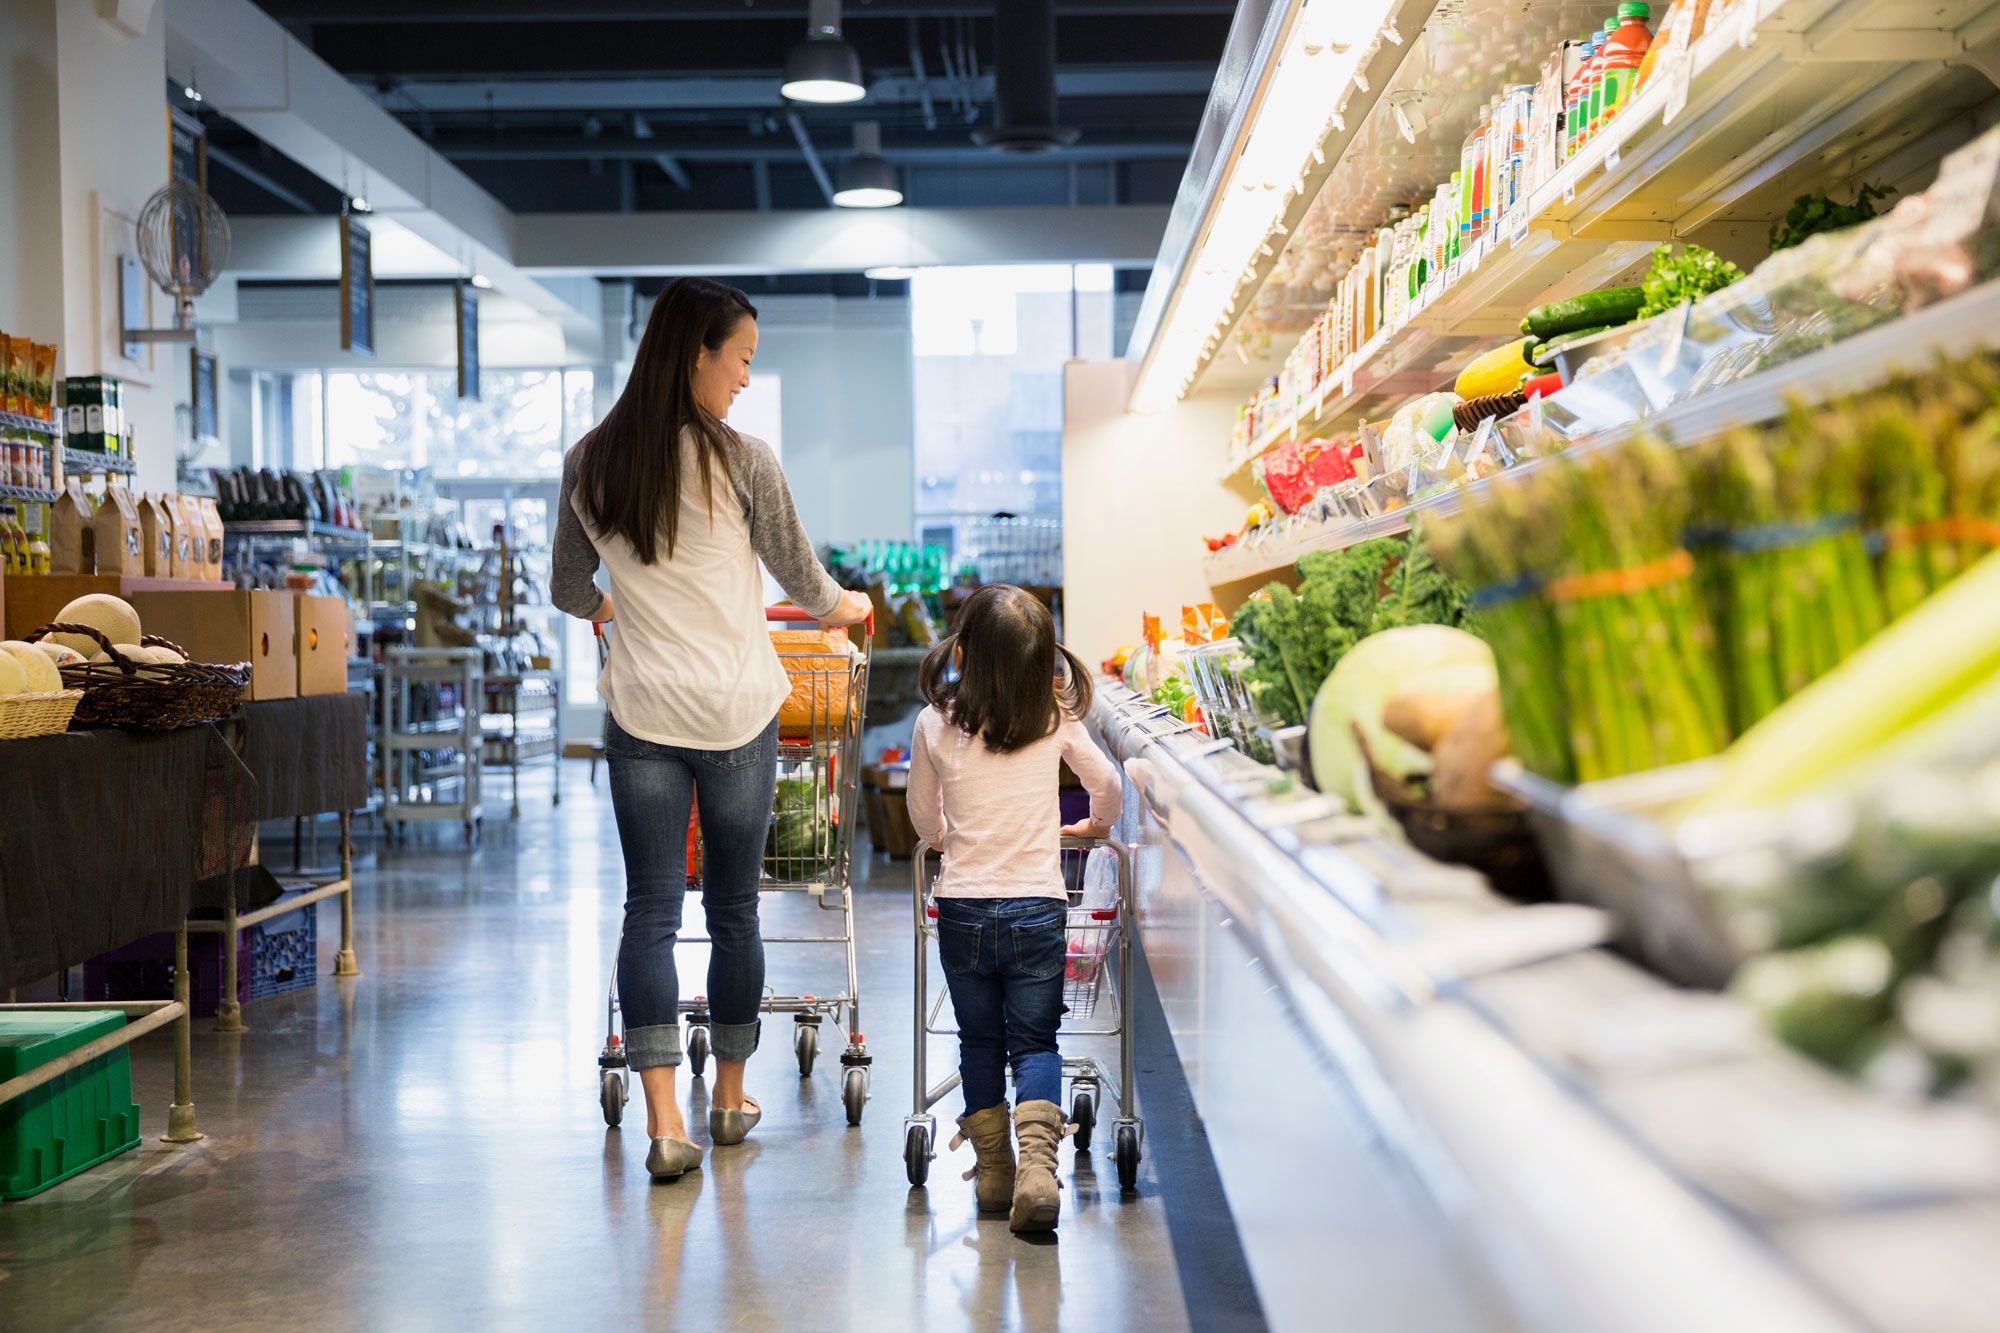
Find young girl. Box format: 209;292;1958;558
906;584;1123;1232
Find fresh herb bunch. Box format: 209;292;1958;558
1768;182;1895;252
1636;243;1745;321
1231;533;1475;728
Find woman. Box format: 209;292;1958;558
553;277;872;1181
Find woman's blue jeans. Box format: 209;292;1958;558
937;896;1067;1112
605;714;776;1070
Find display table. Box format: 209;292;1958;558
0;724;256;1146
213;692;371;1031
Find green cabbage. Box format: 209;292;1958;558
765;775;834;881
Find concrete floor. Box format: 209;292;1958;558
0;763;1199;1330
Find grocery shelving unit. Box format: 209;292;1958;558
380;647;483;841
1091;687;1989;1333
482;670;561;816
1205;271;2000;586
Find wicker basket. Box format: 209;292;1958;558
0;689;84;740
26;622;250;732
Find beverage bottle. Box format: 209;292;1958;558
1565;34;1600;159
1581;18;1619;145
1635;0;1681;93
1472;99;1496;239
1597;3;1654;130
1457;112;1480;252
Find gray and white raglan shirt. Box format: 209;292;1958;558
553;429;843;750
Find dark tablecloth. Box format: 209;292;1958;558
0;725;254;989
231;693;370;821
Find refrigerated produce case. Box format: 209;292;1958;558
1066;0;2000;1327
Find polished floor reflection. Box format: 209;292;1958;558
0;763;1192;1330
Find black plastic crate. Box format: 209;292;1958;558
83;899;319;1016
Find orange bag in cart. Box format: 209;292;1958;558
772;627;853;740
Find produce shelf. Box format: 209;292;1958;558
1228;0;2000;457
1090;684;1995;1333
1206;270;2000;587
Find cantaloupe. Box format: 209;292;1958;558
0;653;24;697
135;645;184;665
34;642;84;668
0;641;62;693
47;594;141;658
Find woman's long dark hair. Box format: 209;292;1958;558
919;584;1092;754
573;277;757;564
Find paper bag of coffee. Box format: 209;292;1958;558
138;493;174;577
91;482;144;574
171;493;201;579
50;478;95;574
197;497;224;579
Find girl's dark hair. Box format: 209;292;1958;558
572;277;757;564
919;584;1093;754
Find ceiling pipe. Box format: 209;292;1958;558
784;111;838;203
907;18;939;131
975;0;1078;151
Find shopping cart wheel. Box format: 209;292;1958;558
904;1123;932;1187
600;1070;626;1128
795;1023;819;1077
842;1067;868;1126
1115;1123;1142;1192
686;1024;710;1079
1069;1087;1097;1151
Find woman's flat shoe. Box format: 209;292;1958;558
709;1096;762;1146
646;1136;704;1179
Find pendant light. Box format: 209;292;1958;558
833;121;902;208
782;0;867;105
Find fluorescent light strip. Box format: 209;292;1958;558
1132;0;1395;413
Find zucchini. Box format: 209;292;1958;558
1522;286;1645;340
1530;324;1611;367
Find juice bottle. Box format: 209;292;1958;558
1564;34;1600;159
1581;18;1619;146
1598;3;1654;130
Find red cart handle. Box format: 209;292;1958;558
767;603;874;635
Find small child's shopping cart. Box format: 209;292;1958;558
595;607;876;1129
903;837;1144;1191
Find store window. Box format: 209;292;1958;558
911;264;1113;577
315;368;596;481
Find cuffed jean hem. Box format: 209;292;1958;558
626;1023;684;1071
709;1019;762;1063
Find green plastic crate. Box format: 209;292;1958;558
0;1011;143;1201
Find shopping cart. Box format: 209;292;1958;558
902;836;1144;1191
596;607;876;1130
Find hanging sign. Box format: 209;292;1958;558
191;348;219;445
340;215;375;357
456;282;480;400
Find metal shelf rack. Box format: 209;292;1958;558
381;647;483;841
481;670;563;816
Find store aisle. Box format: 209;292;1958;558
0;764;1202;1330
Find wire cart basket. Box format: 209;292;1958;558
596;606;877;1130
902;836;1144;1191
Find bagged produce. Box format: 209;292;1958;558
772;629;853;740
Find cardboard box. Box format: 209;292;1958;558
138;494;174;578
91;483;144;575
130;588;296;700
3;573;213;640
294;594;352;696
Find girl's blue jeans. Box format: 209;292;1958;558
937;895;1067;1112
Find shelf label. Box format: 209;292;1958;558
1503;204;1531;246
1605;145;1621;173
1739;0;1759;48
1563;182;1577;206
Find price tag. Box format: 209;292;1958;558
1739;0;1759;48
1563;182;1577;206
1605;145;1622;173
1504;204;1531;246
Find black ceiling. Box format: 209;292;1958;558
214;0;1231;216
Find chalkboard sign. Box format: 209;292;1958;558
169;106;208;289
340;215;375;357
191;348;219;445
456;282;480;400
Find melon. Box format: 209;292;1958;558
0;641;62;693
0;653;23;697
136;645;185;665
35;642;84;669
47;594;141;658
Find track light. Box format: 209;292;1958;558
782;0;867;104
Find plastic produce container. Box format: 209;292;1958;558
0;1010;143;1200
